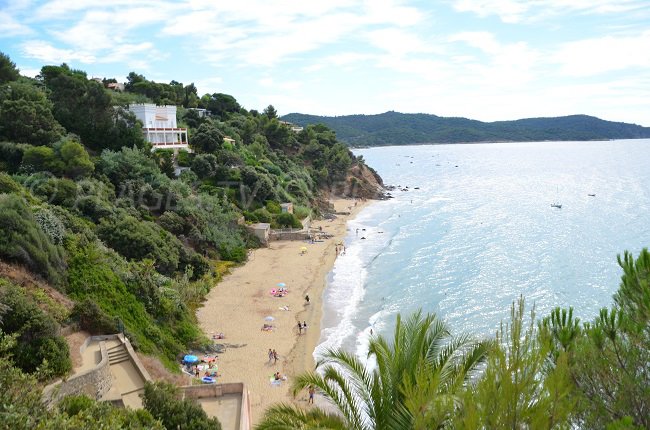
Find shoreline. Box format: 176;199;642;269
196;198;372;424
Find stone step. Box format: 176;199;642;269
109;355;131;365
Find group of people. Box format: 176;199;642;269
335;243;346;255
267;348;279;364
297;320;308;335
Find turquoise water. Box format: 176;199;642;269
316;139;650;360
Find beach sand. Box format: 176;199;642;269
197;198;369;424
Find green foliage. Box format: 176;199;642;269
0;81;64;145
0;172;22;193
456;297;574;429
41;64;144;150
275;212;302;229
177;150;192;167
97;211;181;275
58;139;94;179
142;381;222;430
261;311;490;430
0;194;66;284
0;141;26;172
265;200;281;214
192;153;219;179
125;72;199;108
21;145;63;174
191;122;224;153
0;280;71;378
70;298;118;334
283;111;650;146
203;93;240;119
565;249;650;429
0;52;20;83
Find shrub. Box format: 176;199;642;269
34;208;66;245
265;200;281;214
158;210;186;235
253;207;272;223
0;280;71;378
97;211;181;275
276;212;302;229
70;298;118;335
0;194;66;284
142;381;222;430
176;150;192;167
0;172;21;193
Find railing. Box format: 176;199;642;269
143;127;188;131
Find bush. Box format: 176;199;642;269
276;212;302;229
158;211;186;235
176;150;192;167
293;205;311;219
97;211;181;275
70;298;118;335
0;280;71;378
0;173;21;195
142;381;222;430
265;200;281;214
253;207;272;223
0;194;66;284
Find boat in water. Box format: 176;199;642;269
551;186;562;209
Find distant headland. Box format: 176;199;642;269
281;111;650;147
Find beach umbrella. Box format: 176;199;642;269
184;354;199;364
277;282;286;287
264;316;275;321
300;246;307;251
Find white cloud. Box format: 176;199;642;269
0;10;32;36
553;31;650;77
21;40;96;63
452;0;649;23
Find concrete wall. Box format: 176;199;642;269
183;383;251;430
269;231;310;241
43;341;112;407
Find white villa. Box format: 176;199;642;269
129;104;189;151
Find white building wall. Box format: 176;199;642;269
129;104;188;150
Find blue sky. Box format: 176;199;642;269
1;0;649;125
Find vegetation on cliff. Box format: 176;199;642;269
0;51;382;385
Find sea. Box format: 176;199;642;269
315;139;650;362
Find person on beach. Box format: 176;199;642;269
305;295;310;304
308;386;315;404
303;321;308;332
297;321;302;334
273;349;278;364
268;348;273;363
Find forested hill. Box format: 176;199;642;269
281;111;650;146
0;49;384;424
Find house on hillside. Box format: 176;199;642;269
107;82;125;92
279;121;303;133
128;104;190;151
187;107;209;118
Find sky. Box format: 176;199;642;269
1;0;650;125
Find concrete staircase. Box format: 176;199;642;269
107;344;130;365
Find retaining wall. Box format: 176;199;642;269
42;340;112;407
183;383;251;430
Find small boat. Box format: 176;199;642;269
588;194;596;197
551;186;562;209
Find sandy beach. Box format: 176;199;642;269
197;198;370;424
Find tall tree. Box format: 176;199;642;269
0;52;19;84
0;82;64;145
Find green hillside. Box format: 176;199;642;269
282;111;650;146
0;50;382;393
